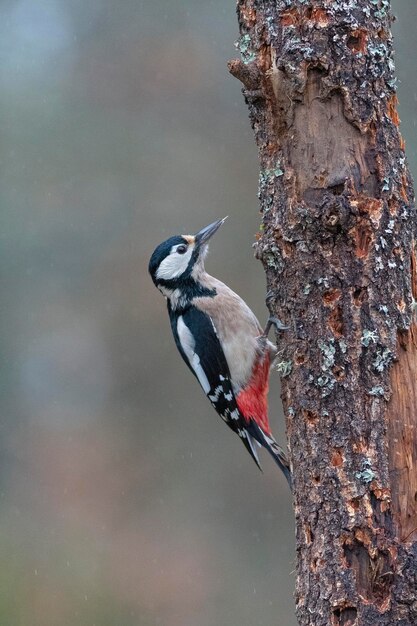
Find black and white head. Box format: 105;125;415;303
148;217;227;294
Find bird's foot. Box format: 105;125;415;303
265;289;276;307
262;316;289;338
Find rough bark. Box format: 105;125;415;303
230;1;417;625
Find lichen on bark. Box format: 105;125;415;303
230;1;417;625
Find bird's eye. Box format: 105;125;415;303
177;245;187;254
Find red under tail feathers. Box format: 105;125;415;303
236;353;271;434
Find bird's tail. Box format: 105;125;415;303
249;422;292;489
242;430;263;472
267;438;292;489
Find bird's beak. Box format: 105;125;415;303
194;217;227;248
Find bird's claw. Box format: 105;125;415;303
265;290;276;306
262;316;289;337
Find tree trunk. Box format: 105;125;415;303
229;1;417;625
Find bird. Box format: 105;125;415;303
148;217;291;486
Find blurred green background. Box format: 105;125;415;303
1;1;416;625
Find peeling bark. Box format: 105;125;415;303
230;1;417;624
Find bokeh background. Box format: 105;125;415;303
1;1;416;625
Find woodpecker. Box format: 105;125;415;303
149;218;291;486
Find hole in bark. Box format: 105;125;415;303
364;197;383;219
312;474;321;485
347;29;367;54
351;221;373;259
347;35;359;49
281;8;299;27
388;198;399;215
328;305;344;337
304;522;313;544
305;6;329;26
295;353;306;365
302;409;319;425
324;212;340;231
350;498;360;511
323;289;341;306
283;240;295;257
333;607;358;626
352;287;367;306
333;365;345;381
331;448;343;467
377;28;388;41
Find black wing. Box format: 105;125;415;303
168;304;262;469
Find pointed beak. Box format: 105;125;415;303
194;217;227;248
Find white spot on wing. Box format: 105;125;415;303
209;385;223;402
177;316;211;394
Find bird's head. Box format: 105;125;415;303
148;217;227;292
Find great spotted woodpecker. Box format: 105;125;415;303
149;218;291;486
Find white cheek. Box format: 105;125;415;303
156;247;193;280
